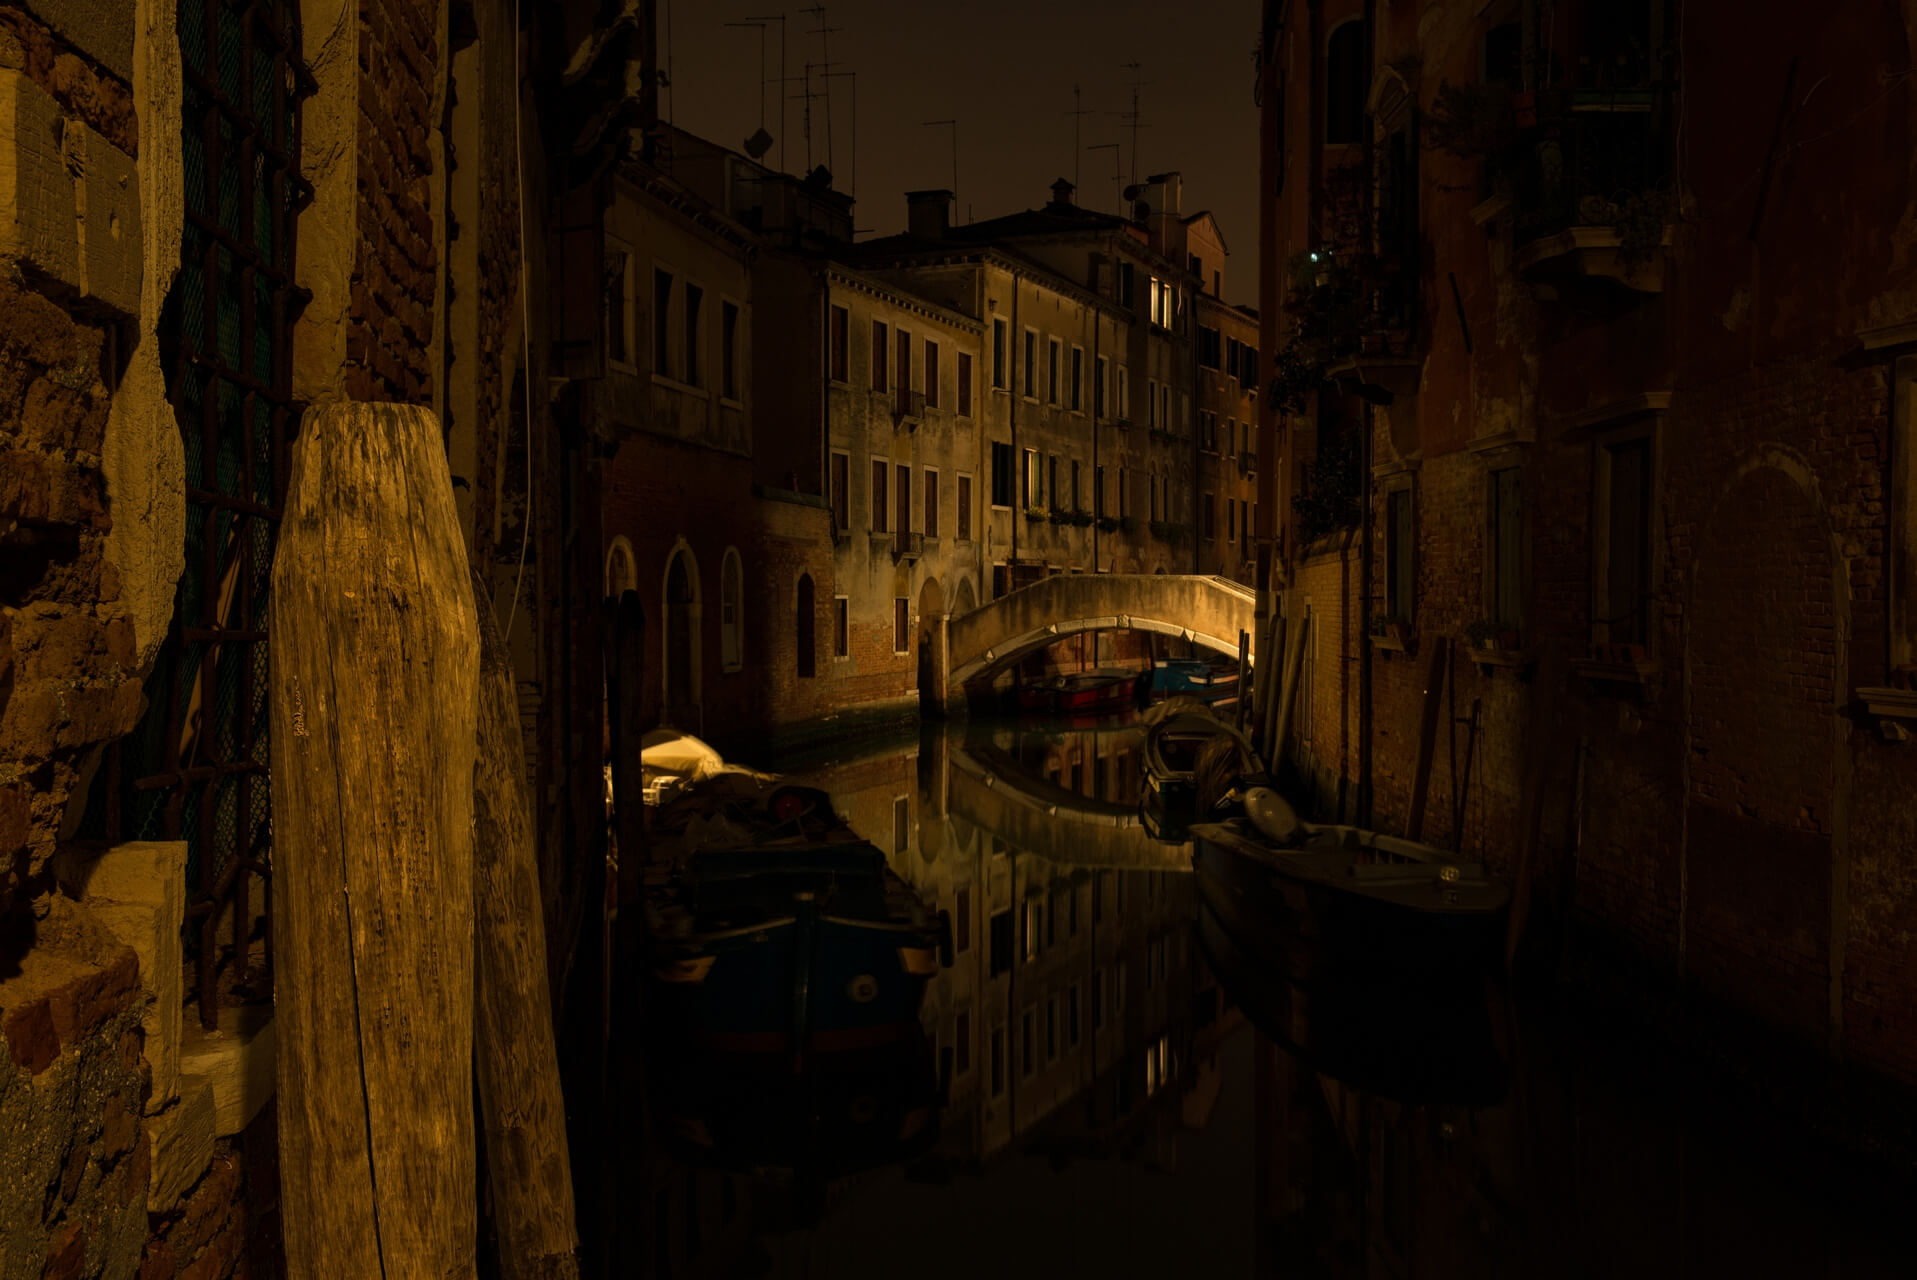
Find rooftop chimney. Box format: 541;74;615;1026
1050;177;1076;208
907;189;953;239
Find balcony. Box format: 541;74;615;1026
1510;96;1672;295
893;389;926;429
891;530;924;564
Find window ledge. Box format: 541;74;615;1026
1467;429;1534;455
1856;686;1917;741
1571;657;1659;686
1467;646;1536;678
1515;225;1671;294
1370;631;1415;656
651;372;710;399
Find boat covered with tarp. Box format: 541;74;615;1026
644;771;952;1066
1188;788;1511;1102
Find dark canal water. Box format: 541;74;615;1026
634;712;1917;1279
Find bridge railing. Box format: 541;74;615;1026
947;572;1260;685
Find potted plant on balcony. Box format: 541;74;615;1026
1071;509;1094;528
1096;515;1119;533
1025;505;1049;523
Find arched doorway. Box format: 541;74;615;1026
663;548;699;728
1685;461;1839;1049
796;573;816;678
953;577;977;619
917;577;946;715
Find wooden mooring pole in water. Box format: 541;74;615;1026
270;403;479;1278
473;567;581;1279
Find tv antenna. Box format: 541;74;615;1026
724;20;773;156
800;5;842;173
922;119;958;215
823;69;857;196
746;13;790;172
1116;61;1150;187
1065;85;1095;190
789;64;826;170
1087;142;1122;212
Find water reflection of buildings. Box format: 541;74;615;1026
633;719;1246;1278
796;721;1245;1170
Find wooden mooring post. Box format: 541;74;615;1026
270;403;479;1278
473;568;580;1279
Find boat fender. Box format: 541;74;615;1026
1244;786;1302;846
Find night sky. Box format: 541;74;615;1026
666;0;1263;301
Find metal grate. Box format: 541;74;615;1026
91;0;313;1030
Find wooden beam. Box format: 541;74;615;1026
1404;636;1449;841
270;402;478;1279
1271;620;1310;776
473;568;581;1280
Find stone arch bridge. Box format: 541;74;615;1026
942;574;1259;694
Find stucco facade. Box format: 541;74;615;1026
1256;0;1917;1117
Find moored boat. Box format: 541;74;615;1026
1190;794;1510;983
1149;656;1241;703
1141;703;1256;818
1016;667;1149;715
644;774;952;1066
1194;893;1508;1105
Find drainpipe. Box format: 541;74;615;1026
1092;298;1101;575
820;265;831;515
1009;265;1022;576
1189;282;1200;577
1358;404;1374;827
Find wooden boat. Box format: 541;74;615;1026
638;728;746;806
1190;802;1511;984
1194;894;1508;1105
1150;656;1241;703
1017;667;1148;715
644;776;952;1065
648;1026;943;1177
1142;705;1256;816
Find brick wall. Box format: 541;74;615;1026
0;898;151;1278
345;0;439;403
137;1106;281;1280
0;274;135;918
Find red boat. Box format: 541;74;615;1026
1017;668;1148;715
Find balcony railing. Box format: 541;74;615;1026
1511;97;1669;245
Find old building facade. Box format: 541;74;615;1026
1257;0;1917;1107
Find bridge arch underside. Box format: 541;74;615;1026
947;746;1193;871
951;616;1254;689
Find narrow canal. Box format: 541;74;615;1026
632;712;1917;1279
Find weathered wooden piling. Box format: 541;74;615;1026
269;402;479;1278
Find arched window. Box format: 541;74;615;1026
796;574;817;678
720;548;743;670
1326;20;1368;144
605;536;637;599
